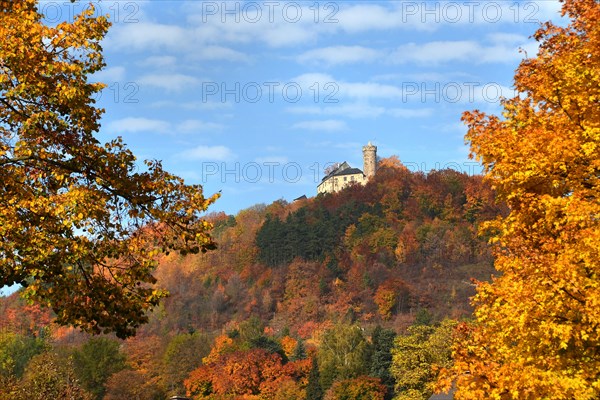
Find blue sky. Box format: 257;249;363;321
44;0;565;215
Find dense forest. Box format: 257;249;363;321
0;157;504;399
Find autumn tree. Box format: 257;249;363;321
0;1;218;338
10;352;94;400
72;337;127;399
439;0;600;398
374;279;412;320
323;376;387;400
104;369;165;400
318;323;372;390
0;331;46;379
185;348;286;398
162;332;212;395
391;320;456;400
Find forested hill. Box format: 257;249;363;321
147;156;504;334
0;156;505;399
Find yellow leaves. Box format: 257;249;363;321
446;0;600;398
0;0;216;338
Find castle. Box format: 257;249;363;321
317;142;377;194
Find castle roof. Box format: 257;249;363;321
320;161;364;183
333;167;363;177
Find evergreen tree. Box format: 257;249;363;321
370;326;396;397
292;339;307;361
306;357;323;400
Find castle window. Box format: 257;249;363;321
344;177;347;182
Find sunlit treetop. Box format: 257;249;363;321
0;0;219;338
438;0;600;398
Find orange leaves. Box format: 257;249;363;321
374;279;412;321
281;336;299;359
446;0;600;398
185;348;305;398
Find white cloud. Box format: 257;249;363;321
335;4;434;33
255;156;289;164
391;39;532;65
107;118;224;135
92;66;126;83
108;22;188;51
387;108;434;118
297;46;380;66
487;33;528;45
138;73;200;92
108;117;170;134
176;119;224;133
180;145;235;161
392;41;478;64
292;120;347;132
192;45;250;62
139;56;178;68
534;0;563;23
291;73;403;100
150;100;233;111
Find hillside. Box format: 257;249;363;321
0;157;505;399
147;157;502;333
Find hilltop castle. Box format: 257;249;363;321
317;142;377;194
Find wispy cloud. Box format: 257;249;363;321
255;156;289;164
138;73;200;92
388;108;434;118
297;46;380;66
176;119;224;133
92;66;126;83
108;117;170;134
139;56;178;68
291;119;347;132
107;118;223;135
179;145;236;161
390;37;534;65
108;22;188;51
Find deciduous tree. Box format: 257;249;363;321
72;337;126;399
0;332;46;379
391;320;456;400
323;376;387;400
11;352;94;400
318;323;372;390
0;0;218;338
439;0;600;398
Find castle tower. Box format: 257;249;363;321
362;142;377;178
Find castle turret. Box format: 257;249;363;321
362;142;377;178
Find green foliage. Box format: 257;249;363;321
306;356;324;400
0;332;46;379
370;326;396;395
414;309;433;326
237;315;264;344
256;200;373;266
318;323;372;390
11;352;93;400
72;337;127;399
292;339;307;361
162;332;212;396
390;320;457;400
